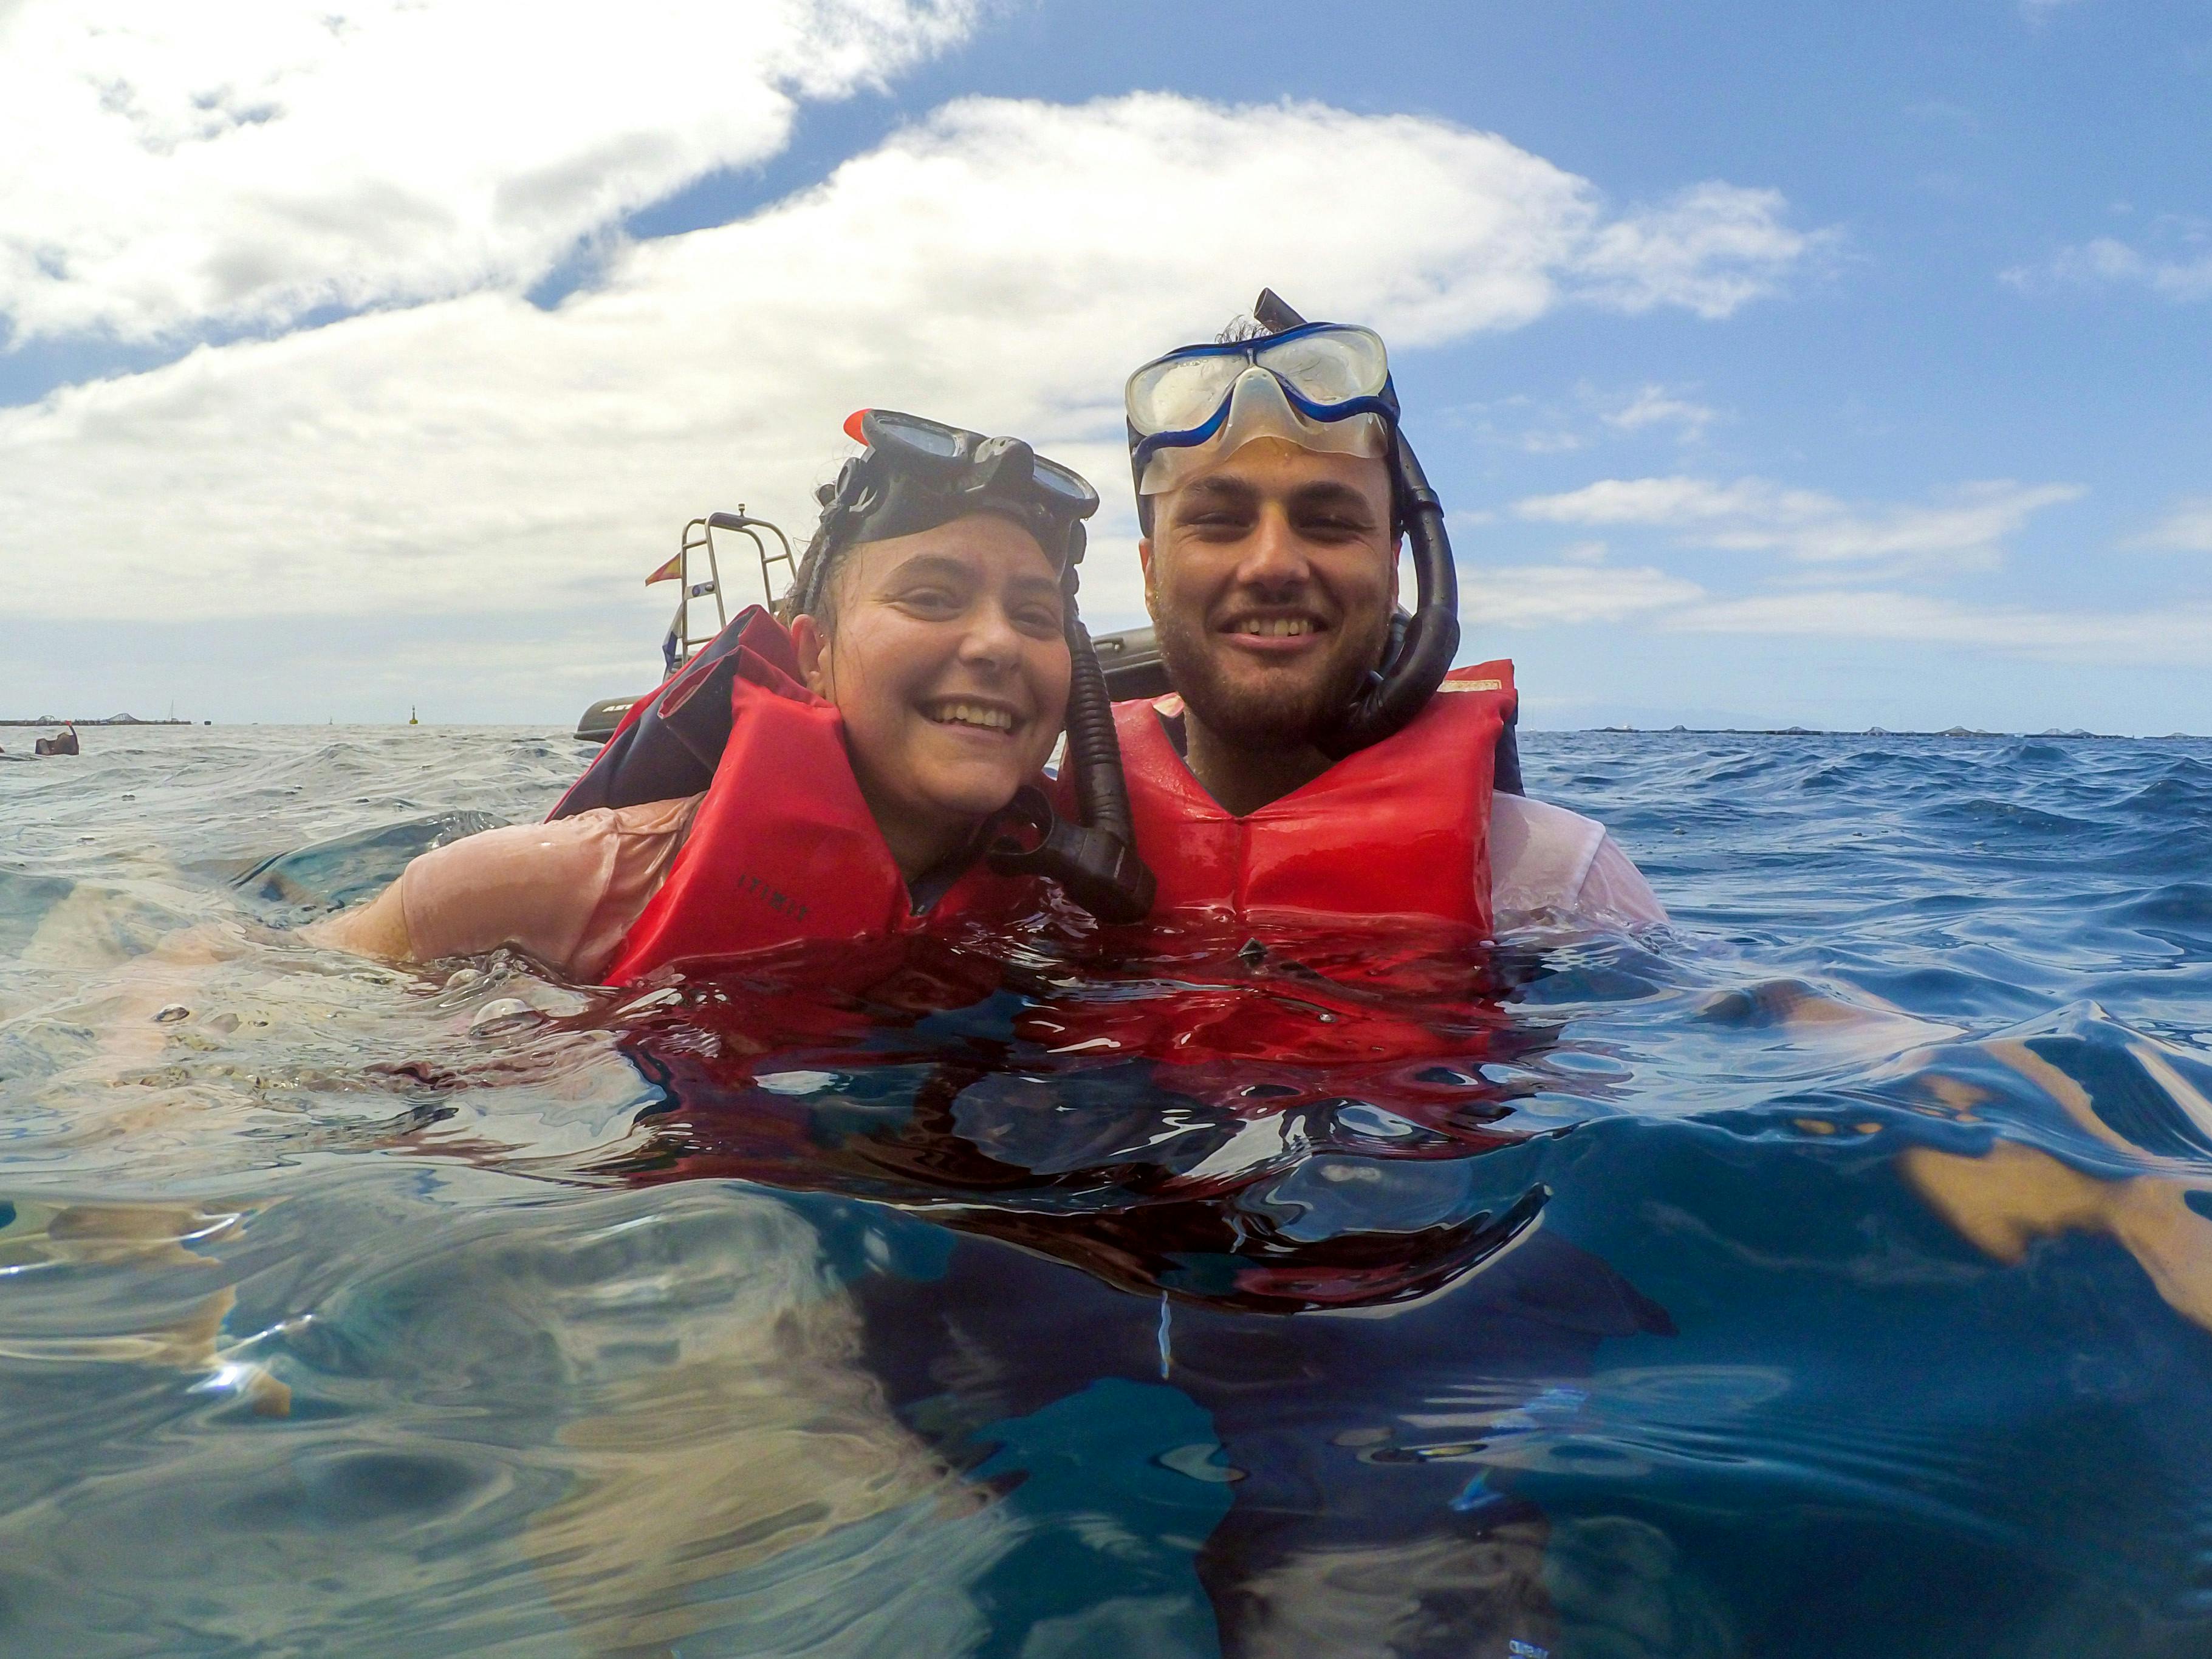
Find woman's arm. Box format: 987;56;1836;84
301;880;414;959
303;796;700;978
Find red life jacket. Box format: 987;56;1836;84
618;658;1532;1214
1016;662;1520;1108
604;614;1038;985
1112;659;1516;943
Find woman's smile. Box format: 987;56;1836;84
920;696;1022;733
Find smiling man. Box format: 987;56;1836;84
1117;299;1665;935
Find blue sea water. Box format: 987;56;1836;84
2;723;2211;1657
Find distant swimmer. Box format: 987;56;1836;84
34;723;78;757
310;410;1148;979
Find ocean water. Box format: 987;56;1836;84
3;723;2211;1657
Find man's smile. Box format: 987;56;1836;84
1217;610;1331;652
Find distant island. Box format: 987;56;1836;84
0;714;198;727
1595;725;2197;739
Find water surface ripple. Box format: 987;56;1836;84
2;725;2210;1657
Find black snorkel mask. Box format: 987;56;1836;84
1124;290;1461;760
807;409;1156;926
798;409;1095;610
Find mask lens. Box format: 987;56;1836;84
1127;351;1245;435
868;409;967;459
1256;325;1389;406
1031;457;1098;510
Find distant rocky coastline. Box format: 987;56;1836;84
1600;725;2182;739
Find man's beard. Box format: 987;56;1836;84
1153;608;1387;753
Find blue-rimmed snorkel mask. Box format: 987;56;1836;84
1124;290;1461;761
1127;320;1399;502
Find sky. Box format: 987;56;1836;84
1;0;2207;733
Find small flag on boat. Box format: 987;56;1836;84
688;580;717;598
645;552;683;586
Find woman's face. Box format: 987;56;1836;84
794;513;1071;875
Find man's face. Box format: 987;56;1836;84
1139;439;1397;752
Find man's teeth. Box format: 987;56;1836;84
1238;617;1317;637
931;700;1015;731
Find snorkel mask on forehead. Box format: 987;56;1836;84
1126;320;1397;501
794;408;1099;615
798;408;1155;926
1124;290;1462;760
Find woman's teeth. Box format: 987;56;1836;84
1238;617;1317;637
929;700;1015;731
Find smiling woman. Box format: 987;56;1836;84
307;411;1099;983
793;517;1071;882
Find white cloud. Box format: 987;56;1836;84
1665;590;2212;666
1465;562;1704;628
1513;474;2082;566
0;26;1826;354
2005;230;2212;303
0;0;984;341
0;92;1829;658
1572;183;1831;319
1517;428;1586;454
1444;381;1721;456
1488;474;2203;670
2131;498;2212;553
1515;475;1817;527
1603;384;1716;440
1458;558;2212;669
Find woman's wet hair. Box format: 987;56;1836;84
773;510;855;631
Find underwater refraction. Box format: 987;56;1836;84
2;724;2211;1657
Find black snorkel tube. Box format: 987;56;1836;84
1245;289;1462;761
986;581;1157;926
